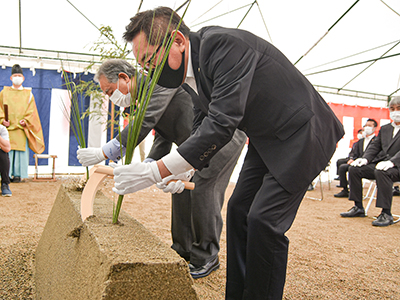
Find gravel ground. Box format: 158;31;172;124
0;177;399;299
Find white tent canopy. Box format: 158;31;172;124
0;0;399;102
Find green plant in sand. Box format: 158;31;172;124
112;6;190;223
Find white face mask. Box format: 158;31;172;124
390;111;400;123
109;78;131;107
12;76;23;86
357;133;363;139
363;126;374;136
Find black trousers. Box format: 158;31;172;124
226;142;307;300
0;149;10;185
171;130;247;265
338;163;350;189
348;164;400;209
336;158;349;176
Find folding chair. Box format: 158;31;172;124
33;154;58;182
364;180;400;223
307;163;331;201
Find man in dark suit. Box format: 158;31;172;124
77;59;247;279
334;119;377;198
335;128;362;180
112;7;344;299
342;96;400;227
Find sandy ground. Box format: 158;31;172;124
0;176;399;299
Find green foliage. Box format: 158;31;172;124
77;25;134;131
60;69;90;179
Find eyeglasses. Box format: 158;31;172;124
145;44;162;69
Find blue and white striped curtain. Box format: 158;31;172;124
0;66;113;174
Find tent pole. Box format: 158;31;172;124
304;52;400;77
339;41;400;91
294;0;360;65
19;0;22;53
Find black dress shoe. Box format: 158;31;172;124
340;206;365;217
334;189;349;198
334;177;340;181
372;212;394;227
189;256;219;279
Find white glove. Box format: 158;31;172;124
156;169;195;194
350;158;368;167
77;147;106;167
376;160;394;171
111;161;162;195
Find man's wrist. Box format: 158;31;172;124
102;139;126;162
157;160;172;179
161;150;193;175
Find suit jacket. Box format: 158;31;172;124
363;124;400;165
176;26;344;194
349;136;375;160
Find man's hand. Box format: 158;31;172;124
19;119;26;127
2;120;10;127
156;169;195;194
376;160;394;171
111;161;162;195
350;158;368;167
77;147;106;167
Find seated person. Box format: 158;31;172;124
0;124;12;196
342;97;400;227
334;119;377;198
335;128;363;180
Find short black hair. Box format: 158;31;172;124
366;118;378;128
123;6;190;45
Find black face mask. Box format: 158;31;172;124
152;50;185;88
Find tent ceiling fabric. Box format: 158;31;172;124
0;0;399;99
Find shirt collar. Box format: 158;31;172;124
364;134;375;141
391;122;400;129
186;42;194;79
11;85;24;90
184;42;198;94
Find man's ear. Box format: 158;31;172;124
118;72;129;81
171;30;187;53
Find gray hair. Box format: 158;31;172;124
94;59;136;83
389;96;400;107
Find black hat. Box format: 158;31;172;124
11;64;23;75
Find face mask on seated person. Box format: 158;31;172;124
363;126;374;136
390;111;400;123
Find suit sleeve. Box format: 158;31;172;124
363;132;383;162
191;105;207;135
178;34;256;170
348;140;359;159
349;139;365;159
